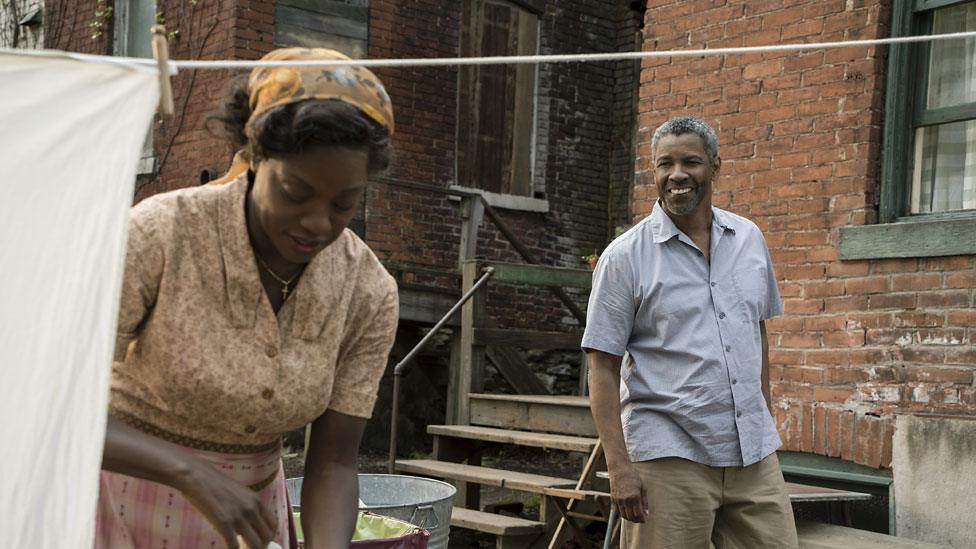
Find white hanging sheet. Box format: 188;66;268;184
0;49;159;548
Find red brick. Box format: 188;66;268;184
903;366;973;384
945;271;976;289
815;386;854;403
868;293;917;310
890;273;942;292
845;276;889;295
807;350;851;366
948;310;976;327
917;290;971;308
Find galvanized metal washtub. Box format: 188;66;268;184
286;474;456;549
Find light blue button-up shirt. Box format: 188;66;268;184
582;202;783;467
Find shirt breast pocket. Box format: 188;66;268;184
731;266;767;323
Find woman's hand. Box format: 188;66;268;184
174;459;277;549
102;417;276;549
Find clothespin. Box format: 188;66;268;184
150;25;175;117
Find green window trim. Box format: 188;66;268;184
841;0;976;260
840;214;976;259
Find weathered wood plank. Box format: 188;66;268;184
458;261;487;424
470;394;589;407
477;328;581;350
785;482;871;502
469;395;597;438
840;217;976;259
277;5;368;39
429;425;597;453
451;507;545;536
507;0;546;15
485;344;551;394
398;285;460;326
395;459;576;493
486;261;592;289
277;0;368;20
275;26;366;57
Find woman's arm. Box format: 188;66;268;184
300;409;367;548
102;416;276;549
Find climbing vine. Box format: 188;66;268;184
88;1;112;41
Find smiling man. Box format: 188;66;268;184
583;117;798;548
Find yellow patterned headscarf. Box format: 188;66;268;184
210;48;394;185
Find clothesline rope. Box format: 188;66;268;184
6;30;976;71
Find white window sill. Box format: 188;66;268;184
448;185;548;213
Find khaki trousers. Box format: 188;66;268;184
620;453;798;549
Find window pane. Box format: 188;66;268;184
127;0;157;58
911;119;976;213
926;2;976;109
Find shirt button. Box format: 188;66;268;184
710;281;717;287
266;345;278;358
719;312;726;319
732;378;738;385
244;425;256;434
261;388;274;400
736;411;743;418
725;345;732;352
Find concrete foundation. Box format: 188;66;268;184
893;415;976;548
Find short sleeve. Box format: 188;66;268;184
113;214;165;361
581;248;636;357
328;280;399;418
758;231;783;321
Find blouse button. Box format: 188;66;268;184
261;388;275;400
265;345;278;358
244;425;257;434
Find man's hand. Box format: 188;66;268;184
609;462;648;523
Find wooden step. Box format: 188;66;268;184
428;424;598;453
395;459;576;494
469;393;597;437
450;506;546;536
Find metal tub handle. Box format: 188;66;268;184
408;504;439;529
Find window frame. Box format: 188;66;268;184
456;0;542;199
840;0;976;260
114;0;157;176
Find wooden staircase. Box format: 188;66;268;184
395;392;607;548
387;254;602;547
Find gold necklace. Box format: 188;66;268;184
255;254;300;300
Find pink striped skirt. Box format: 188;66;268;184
94;434;292;549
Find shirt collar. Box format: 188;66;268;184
215;174;344;340
649;200;736;244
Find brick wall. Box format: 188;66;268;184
144;0;275;198
44;0;273;199
44;0;113;53
634;0;976;468
367;0;643;330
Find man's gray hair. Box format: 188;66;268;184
651;117;719;161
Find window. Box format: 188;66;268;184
910;2;976;214
457;0;540;197
114;0;156;175
841;0;976;259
